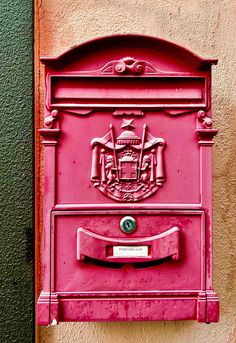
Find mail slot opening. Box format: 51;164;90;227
81;256;123;269
79;255;175;270
134;256;175;269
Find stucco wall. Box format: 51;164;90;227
35;0;236;342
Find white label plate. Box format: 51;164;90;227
113;246;148;257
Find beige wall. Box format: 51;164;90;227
35;1;236;342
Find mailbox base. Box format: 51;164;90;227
37;292;59;326
37;291;219;324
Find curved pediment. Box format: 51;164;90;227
40;34;217;71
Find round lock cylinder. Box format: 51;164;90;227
120;216;137;234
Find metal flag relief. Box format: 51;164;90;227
91;119;166;201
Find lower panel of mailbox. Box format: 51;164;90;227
37;209;219;324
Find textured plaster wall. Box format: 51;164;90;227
0;1;34;342
35;0;236;342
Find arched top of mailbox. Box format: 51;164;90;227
40;34;217;71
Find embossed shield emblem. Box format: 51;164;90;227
91;119;166;202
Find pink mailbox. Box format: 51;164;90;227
37;34;219;325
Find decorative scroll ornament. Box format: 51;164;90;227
44;110;59;128
91;119;166;202
101;57;158;75
197;110;212;128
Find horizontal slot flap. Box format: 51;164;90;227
77;226;180;263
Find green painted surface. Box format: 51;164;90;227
0;0;34;342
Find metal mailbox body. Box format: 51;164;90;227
37;34;219;325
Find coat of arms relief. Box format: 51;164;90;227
91;119;166;202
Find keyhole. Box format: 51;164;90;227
126;221;131;229
120;216;136;234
